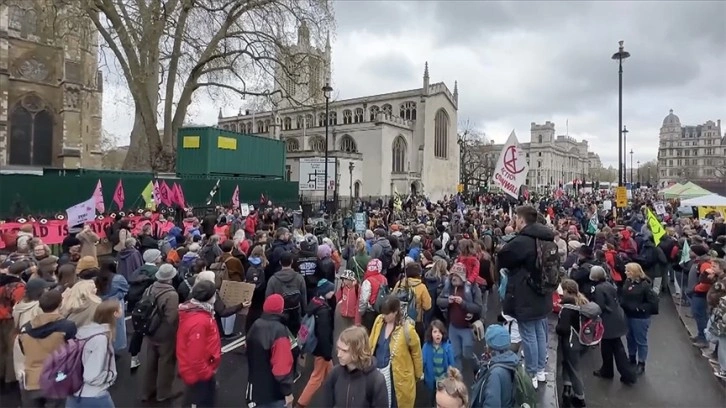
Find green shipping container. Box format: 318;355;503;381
176;127;285;178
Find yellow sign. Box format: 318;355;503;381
182;136;200;148
457;184;464;193
698;206;726;219
646;208;665;246
615;186;628;208
217;136;237;150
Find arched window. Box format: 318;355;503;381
9;94;54;166
537;134;542;143
339;135;357;153
310;136;326;152
8;6;24;31
354;108;364;123
434;109;449;159
256;120;264;133
264;119;270;132
328;111;337;126
392;136;407;173
381;104;392;116
354;181;361;198
24;9;37;35
283;117;292;131
343;109;352;125
296;115;303;129
318;113;326;127
369;105;380;121
400;101;416;120
306;114;313;128
286;138;300;152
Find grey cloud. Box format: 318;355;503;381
334;1;422;36
361;52;417;83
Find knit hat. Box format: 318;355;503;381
485;324;511;351
568;241;583;252
189;243;201;253
316;279;335;297
155;263;178;281
191;279;216;303
263;294;285;314
339;269;356;281
450;262;467;281
691;244;709;257
25;277;52;300
143;249;162;264
366;259;382;274
75;256;98;274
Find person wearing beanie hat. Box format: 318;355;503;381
298;280;336;407
474;324;521;408
133;249;162;282
247;293;295;408
74;256;98;275
359;259;388;332
176;279;221;407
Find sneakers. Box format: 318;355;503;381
130;355;141;369
531;376;538;390
692;340;709;349
536;370;547;382
715;370;726;380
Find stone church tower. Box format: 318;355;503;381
0;2;103;168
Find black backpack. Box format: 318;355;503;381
380;246;394;271
530;239;562;295
131;287;173;336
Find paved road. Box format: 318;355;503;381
577;296;726;408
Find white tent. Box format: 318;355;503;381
680;193;726;207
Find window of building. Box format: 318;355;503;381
392;136;407;173
246;123;252;133
296;115;303;129
538;152;542;157
9;6;24;31
538;134;542;143
305;114;313;128
286;138;299;152
354;181;361;198
310;136;325;152
399;101;416;120
8;94;53;166
381;104;392;116
343;109;352;125
339;135;357;153
318;112;326;127
354;108;363;123
256;121;264;133
264;119;270;132
369;105;380;121
434;108;450;159
328;111;337;125
283;117;292;130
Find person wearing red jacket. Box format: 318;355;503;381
359;259;387;332
455;239;482;285
176;280;221;408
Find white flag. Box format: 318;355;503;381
66;197;96;226
492;130;529;199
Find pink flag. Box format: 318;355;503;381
113;180;125;210
93;180;105;213
232;185;240;209
153;181;161;205
159;181;172;207
174;183;187;208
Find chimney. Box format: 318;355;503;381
718;119;721;129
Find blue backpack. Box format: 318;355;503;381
297;313;318;354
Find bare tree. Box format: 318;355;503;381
636;159;658;185
457;120;492;193
99;130;126;169
72;0;334;171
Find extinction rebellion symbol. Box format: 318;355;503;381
503;145;525;174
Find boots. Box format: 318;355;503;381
629;355;636;365
571;397;587;408
636;362;646;375
561;385;573;408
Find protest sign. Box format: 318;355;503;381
219;280;256;315
492;131;529;199
66;197;96;226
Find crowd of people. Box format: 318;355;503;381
0;189;724;408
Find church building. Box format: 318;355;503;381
218;23;460;201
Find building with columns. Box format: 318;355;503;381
657;109;725;189
479;121;600;190
0;2;103;168
218;24;460;201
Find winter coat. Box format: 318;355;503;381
456;254;481;284
100;274;129;351
77;229;99;259
370;237;393;269
437;278;483;326
74;323;117;397
335;284;361;324
146;281;180;343
347;253;371;282
634;240;667;279
14;313;77;389
369;316;423;408
320;357;388;408
219;252;244;282
620;278;658;319
307;297;334;360
246;258;267;309
117;247;143;281
359;271;387;313
422;340;455;390
592;280;627;339
393;277;432;323
12;300;41;330
266;239;296;277
479;350;520;408
265;267;308;313
176;301;221;385
63;300;100;329
246;313;294;405
316;257;337;284
0;274;25;320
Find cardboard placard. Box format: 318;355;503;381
219;280;255;314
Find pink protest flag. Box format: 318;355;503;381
174;183;188;208
113;179;125;210
159;181;172;207
232;185;240;209
93;179;105;213
153;181;161;205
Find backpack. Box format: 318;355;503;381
380;245;394;271
561;302;604;346
395;278;418;321
614;252;629;276
297;313;318;354
471;362;537;408
131;287;173;336
38;333;108;399
372;281;390;313
201;245;218;266
277;278;302;312
531;239;562;295
209;261;230;289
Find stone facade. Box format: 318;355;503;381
480;121;600;190
218;27;459;201
0;2;103;169
657;109;725;188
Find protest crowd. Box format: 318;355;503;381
0;187;725;408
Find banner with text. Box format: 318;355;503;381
492;130;529;199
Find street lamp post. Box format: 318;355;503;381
637;160;641;184
629;149;634;185
612;41;630;187
622;125;629;183
348;161;354;206
322;83;333;212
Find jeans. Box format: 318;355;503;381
625;317;651;363
65;393;115;408
448;324;474;372
690;296;708;342
518;318;548;376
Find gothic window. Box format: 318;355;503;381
9;6;23;31
369;105;380;121
256;121;264;133
264;119;270;132
354;181;361;198
318;113;326;127
354;108;364;123
286;138;300;152
343;109;353;125
328;111;337;126
9;94;54;166
296;115;303;129
538;134;543;143
400;101;417;120
284;117;292;131
381;104;392;116
306;114;313;128
339;135;357;153
310;136;326;152
392;136;407;173
246;122;253;133
24;9;37;35
434;109;450;159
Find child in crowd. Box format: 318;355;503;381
422;319;455;405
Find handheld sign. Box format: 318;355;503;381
492;131;529;199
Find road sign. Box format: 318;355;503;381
299;158;336;192
615;186;628;207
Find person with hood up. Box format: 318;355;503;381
359;259;388;332
117;238;143;282
265;227;295;280
618;229;638;257
297;280;335;408
14;290;76;407
315;244;337;285
297;235;319;302
245;294;295;408
474;325;521;408
176;280;221;408
321;325;388;408
244;246;268;332
369;228;394;276
496;205;555;390
265;251;307;335
61;279;101;328
179;243;201;279
12;278;50;331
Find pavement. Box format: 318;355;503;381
1;290;563;408
566;293;726;408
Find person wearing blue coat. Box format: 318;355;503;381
474;325;519;408
421;320;455;403
98;259;130;352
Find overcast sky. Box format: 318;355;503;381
103;0;725;167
